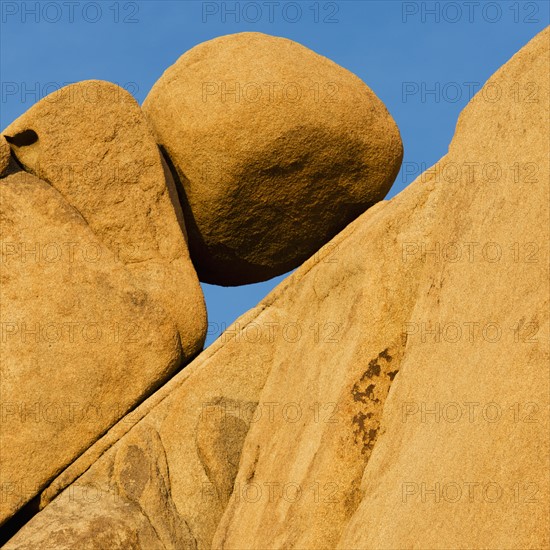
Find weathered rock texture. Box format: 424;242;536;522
337;26;550;550
0;136;10;176
3;27;549;550
143;32;403;285
3;81;206;357
0;171;183;525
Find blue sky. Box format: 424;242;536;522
1;1;548;346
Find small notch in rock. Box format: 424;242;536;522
4;129;39;147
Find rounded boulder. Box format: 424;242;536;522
143;32;403;285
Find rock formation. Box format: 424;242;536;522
0;136;11;177
1;27;548;550
4;81;206;358
0;81;207;528
143;32;403;285
0;171;183;524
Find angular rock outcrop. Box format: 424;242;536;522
0;171;182;525
337;25;550;550
143;32;403;285
3;81;206;358
3;27;548;550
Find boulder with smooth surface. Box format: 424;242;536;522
143;32;403;285
0;171;183;525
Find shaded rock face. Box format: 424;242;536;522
3;28;549;550
143;32;403;285
3;80;206;357
0;171;183;525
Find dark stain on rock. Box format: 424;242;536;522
196;397;258;504
351;348;397;456
351;348;392;404
246;445;261;484
352;411;379;453
119;445;149;501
